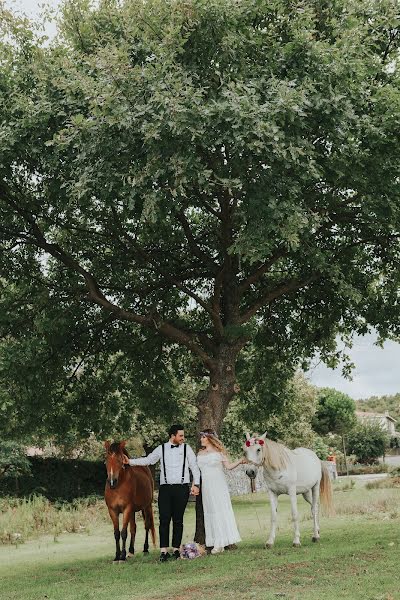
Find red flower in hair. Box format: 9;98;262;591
245;440;251;447
257;439;265;446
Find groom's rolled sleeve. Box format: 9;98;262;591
128;445;161;466
187;445;200;485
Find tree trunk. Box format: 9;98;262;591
194;345;238;545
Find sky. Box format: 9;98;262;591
307;333;400;401
6;0;62;16
5;0;62;38
5;0;400;402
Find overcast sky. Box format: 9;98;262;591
307;333;400;400
5;0;400;402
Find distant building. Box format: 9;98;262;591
356;410;398;436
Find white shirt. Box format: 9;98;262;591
128;443;200;486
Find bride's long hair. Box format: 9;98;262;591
200;429;227;455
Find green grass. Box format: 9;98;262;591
0;481;399;600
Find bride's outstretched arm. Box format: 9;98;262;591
222;456;247;470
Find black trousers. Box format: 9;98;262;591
158;484;190;549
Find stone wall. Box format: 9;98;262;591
224;465;268;496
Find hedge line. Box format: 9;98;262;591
0;457;106;502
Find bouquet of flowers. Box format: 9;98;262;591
180;542;206;559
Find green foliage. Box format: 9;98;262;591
0;442;31;479
0;457;105;502
312;436;330;460
346;422;390;464
0;0;400;439
222;372;318;452
312;388;357;435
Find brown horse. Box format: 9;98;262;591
104;441;156;562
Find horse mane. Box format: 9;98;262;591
261;438;290;470
109;442;130;458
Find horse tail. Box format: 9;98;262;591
320;462;335;516
143;504;157;547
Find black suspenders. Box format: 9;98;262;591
181;443;187;484
162;443;168;484
161;443;187;485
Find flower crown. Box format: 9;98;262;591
245;437;265;448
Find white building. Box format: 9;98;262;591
355;410;398;436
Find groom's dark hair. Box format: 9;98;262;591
168;424;184;437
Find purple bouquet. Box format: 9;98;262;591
180;542;205;559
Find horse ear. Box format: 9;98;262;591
245;432;251;440
104;441;111;452
120;440;127;449
260;432;268;440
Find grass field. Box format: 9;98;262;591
1;480;399;600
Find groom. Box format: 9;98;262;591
123;424;200;562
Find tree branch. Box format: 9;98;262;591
175;209;219;273
237;249;287;296
1;187;215;370
238;275;319;324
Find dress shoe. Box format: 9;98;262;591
172;550;181;560
211;547;224;554
159;552;171;562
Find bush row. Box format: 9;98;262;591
0;457;106;502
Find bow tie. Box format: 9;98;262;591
171;444;179;448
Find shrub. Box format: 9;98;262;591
346;423;389;464
0;457;105;502
338;463;389;476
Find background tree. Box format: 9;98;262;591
312;387;357;473
347;422;389;464
312;388;357;436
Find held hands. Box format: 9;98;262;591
191;485;200;496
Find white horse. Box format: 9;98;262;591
243;432;334;548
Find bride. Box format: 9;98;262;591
197;429;246;554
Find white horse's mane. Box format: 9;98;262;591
261;437;290;470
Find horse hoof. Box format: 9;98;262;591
128;552;134;557
312;537;320;543
265;543;273;549
143;551;149;554
292;542;301;548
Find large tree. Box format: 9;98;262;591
1;0;400;442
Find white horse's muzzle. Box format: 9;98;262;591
245;465;258;479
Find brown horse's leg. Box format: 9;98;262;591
108;507;121;562
120;507;131;562
128;512;136;557
142;509;150;553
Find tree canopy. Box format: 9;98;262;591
312;387;357;435
1;0;399;440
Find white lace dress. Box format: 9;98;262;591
197;451;241;548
